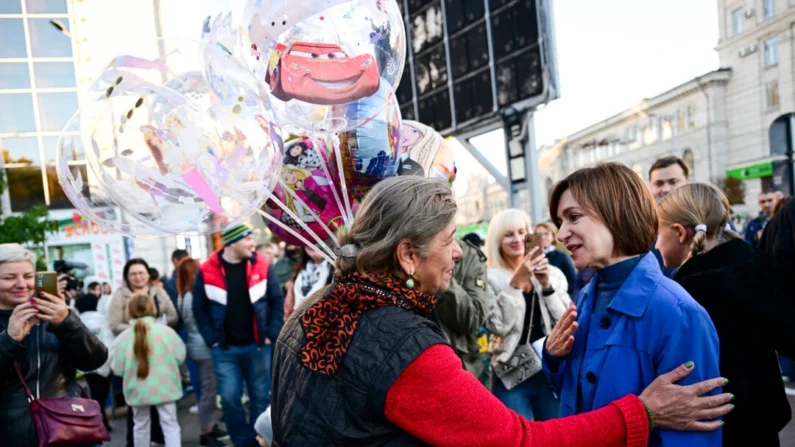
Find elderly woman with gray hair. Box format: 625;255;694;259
0;244;108;446
270;176;732;447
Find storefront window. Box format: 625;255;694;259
48;163;88;209
0;63;31;89
0;93;36;133
7;166;46;212
0;19;27;58
37;92;78;132
28;18;72;58
47;243;95;278
33;62;76;89
25;0;68;14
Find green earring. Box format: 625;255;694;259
406;275;415;289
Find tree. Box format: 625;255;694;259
0;168;61;266
713;176;746;205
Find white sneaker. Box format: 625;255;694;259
190;404;199;414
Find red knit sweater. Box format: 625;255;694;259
385;344;649;447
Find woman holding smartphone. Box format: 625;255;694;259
0;244;108;447
484;209;571;421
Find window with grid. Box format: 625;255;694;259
763;0;775;19
732;8;744;35
766;81;780;110
0;0;81;212
764;37;778;67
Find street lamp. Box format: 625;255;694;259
49;19;71;38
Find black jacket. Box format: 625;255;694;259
0;310;108;447
761;197;795;265
674;239;791;446
272;286;445;446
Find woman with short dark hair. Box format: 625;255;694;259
271;175;731;446
544;163;723;446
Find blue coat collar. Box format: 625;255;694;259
580;252;662;318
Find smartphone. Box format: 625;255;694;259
524;234;543;256
34;272;59;298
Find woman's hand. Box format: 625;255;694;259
7;302;39;342
57;273;68;301
509;247;545;291
33;291;70;326
545;303;578;358
640;362;733;431
533;256;551;289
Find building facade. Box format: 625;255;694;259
537;69;732;218
717;0;795;199
0;0;215;282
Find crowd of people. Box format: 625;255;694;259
0;153;793;446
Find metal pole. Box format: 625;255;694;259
439;0;457;129
456;138;510;192
483;0;500;113
523;112;544;223
503;125;518;209
788;114;795;196
0;135;12;215
695;76;713;180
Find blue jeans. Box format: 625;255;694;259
492;372;560;421
211;344;272;446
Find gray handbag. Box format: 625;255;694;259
492;291;542;390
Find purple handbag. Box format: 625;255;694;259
13;340;111;446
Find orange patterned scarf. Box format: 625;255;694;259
299;271;438;375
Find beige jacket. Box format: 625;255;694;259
107;286;178;336
485;265;571;364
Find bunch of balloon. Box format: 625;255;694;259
55;0;458;264
196;0;412;260
56;40;283;241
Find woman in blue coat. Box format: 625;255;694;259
542;163;722;446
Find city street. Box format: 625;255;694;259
104;388;795;446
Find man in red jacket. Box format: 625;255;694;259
192;225;284;447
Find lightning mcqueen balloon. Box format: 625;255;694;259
266;42;380;105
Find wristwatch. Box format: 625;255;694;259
541;286;555;297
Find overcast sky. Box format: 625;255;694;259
167;0;721;193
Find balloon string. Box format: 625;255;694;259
222;186;336;261
333;138;355;222
266;192;336;260
256;209;335;264
276;179;339;244
311;139;349;228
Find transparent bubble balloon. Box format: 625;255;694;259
61;40;283;236
238;0;406;133
56;128;170;238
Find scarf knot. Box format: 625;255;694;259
299;271;437;375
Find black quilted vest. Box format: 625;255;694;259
271;288;446;446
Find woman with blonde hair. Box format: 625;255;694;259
534;221;576;298
484;208;571;420
112;294;185;447
0;244;107;446
656;183;791;446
